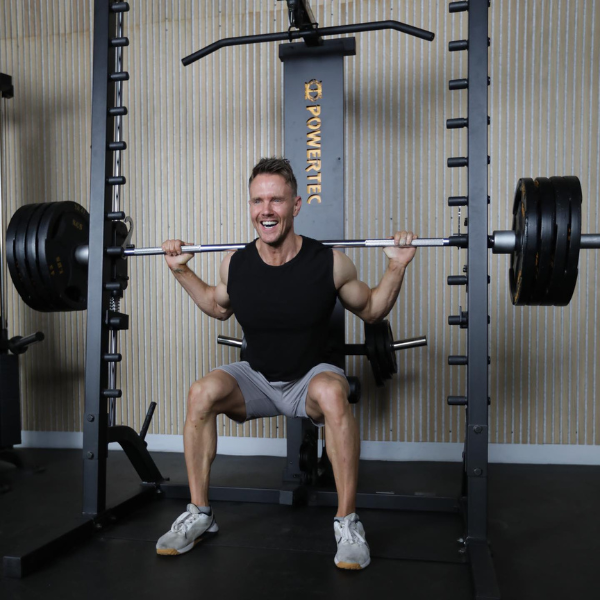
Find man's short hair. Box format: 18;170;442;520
249;157;298;197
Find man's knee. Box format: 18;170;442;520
309;373;350;422
186;372;232;418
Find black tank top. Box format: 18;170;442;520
227;236;338;381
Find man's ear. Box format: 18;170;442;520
293;196;302;217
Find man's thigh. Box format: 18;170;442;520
293;364;348;425
214;362;281;422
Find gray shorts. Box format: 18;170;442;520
213;361;346;426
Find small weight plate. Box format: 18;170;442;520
364;322;385;387
13;204;52;311
6;204;46;310
552;176;582;306
528;177;556;304
509;178;540;305
374;322;392;382
543;177;572;305
37;201;89;311
382;321;398;378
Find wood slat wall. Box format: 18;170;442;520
0;0;598;447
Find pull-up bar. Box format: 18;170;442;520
181;20;435;66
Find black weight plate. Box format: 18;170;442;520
364;322;385;387
37;201;89;311
6;204;47;310
552;176;582;306
13;204;52;311
25;202;65;311
528;177;556;304
544;177;572;306
509;178;540;305
374;322;392;382
381;321;397;378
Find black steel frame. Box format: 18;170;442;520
448;1;500;598
4;3;500;598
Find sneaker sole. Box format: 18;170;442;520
335;558;371;570
156;524;218;556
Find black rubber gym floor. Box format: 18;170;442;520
0;448;598;599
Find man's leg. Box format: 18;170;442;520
156;369;246;556
184;370;247;506
305;371;369;570
304;371;358;516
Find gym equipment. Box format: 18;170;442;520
217;322;428;387
0;71;44;488
5;175;599;313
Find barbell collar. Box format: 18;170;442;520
75;245;90;265
490;230;517;254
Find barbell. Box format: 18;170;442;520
217;325;428;387
5;175;600;313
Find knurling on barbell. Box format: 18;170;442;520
5;176;599;312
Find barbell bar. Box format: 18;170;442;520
76;231;600;262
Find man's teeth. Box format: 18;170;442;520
262;221;277;228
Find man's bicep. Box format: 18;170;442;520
338;278;371;314
214;280;231;309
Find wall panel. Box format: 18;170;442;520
0;1;598;449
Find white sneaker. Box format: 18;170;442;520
333;513;371;569
156;504;219;556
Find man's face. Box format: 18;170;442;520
248;173;301;246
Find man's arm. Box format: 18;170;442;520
334;231;417;324
162;239;234;321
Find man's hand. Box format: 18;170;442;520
162;239;194;271
383;231;418;267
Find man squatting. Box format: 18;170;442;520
157;157;417;570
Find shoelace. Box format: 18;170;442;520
171;511;203;535
338;519;366;545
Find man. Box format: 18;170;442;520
157;157;417;570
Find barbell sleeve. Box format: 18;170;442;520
491;231;600;254
392;336;427;351
581;234;600;249
216;335;243;348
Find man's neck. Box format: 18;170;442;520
256;233;302;266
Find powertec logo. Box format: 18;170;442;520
304;79;322;204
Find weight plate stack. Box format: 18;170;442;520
528;177;556;305
37;202;90;311
544;177;572;306
9;204;54;311
6;205;43;311
26;203;63;311
510;178;541;305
